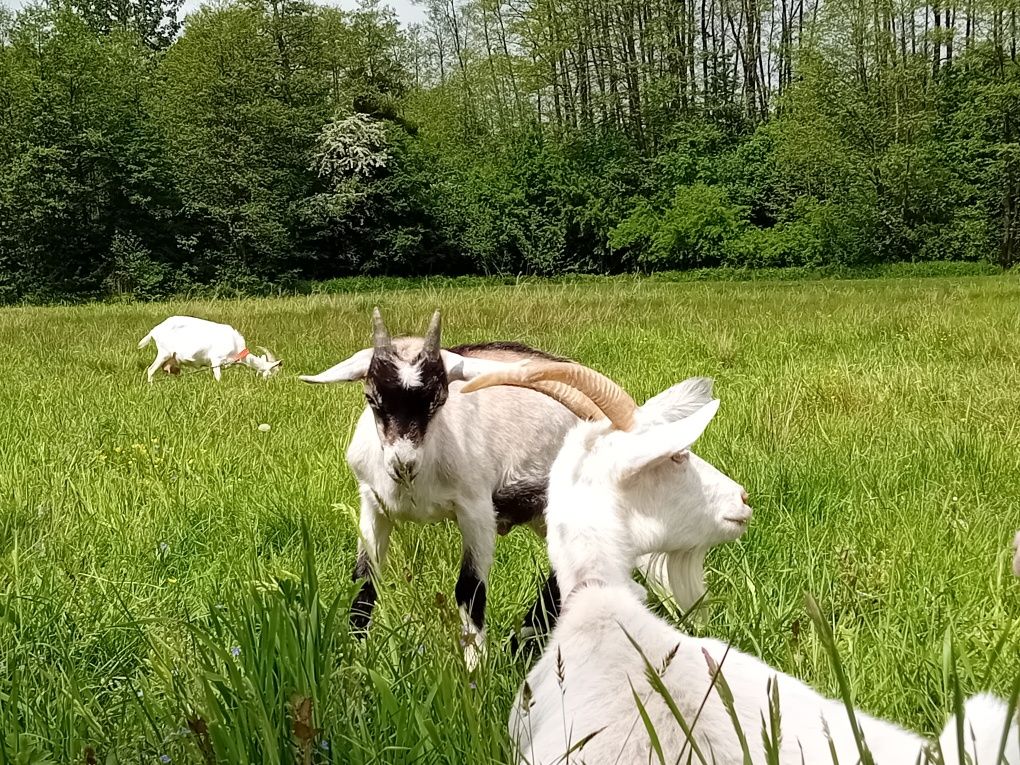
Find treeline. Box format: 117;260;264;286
0;0;1019;301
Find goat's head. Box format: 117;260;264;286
462;363;751;603
253;346;283;378
300;308;527;480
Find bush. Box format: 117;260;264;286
101;232;171;301
611;184;746;270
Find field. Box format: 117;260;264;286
2;272;1019;763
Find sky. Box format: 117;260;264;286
0;0;427;27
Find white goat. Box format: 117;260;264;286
463;363;1019;765
138;316;282;383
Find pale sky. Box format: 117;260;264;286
0;0;427;27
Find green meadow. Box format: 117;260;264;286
1;272;1019;763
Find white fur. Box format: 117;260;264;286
398;363;423;388
304;337;578;667
513;390;1019;765
138;316;281;383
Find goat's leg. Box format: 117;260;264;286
512;573;561;653
456;503;496;671
212;364;222;382
350;489;392;633
146;352;170;383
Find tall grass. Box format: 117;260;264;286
0;272;1018;762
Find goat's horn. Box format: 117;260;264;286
462;361;638;431
529;380;607;422
256;346;276;362
372;307;392;352
422;310;442;357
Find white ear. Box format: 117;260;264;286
441;350;528;382
619;398;720;479
299;348;373;384
638;377;715;427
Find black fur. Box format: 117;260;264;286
510;574;562;655
448;341;571;362
524;574;561;631
455;559;487;630
493;481;548;534
366;351;448;446
350;553;378;633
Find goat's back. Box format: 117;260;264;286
146;316;244;360
513;586;928;765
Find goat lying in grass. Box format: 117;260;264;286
138;316;282;382
464;363;1019;765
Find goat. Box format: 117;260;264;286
138;316;282;382
463;363;1019;765
299;308;607;668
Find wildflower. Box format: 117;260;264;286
158;542;169;555
160;756;171;764
230;646;241;657
320;740;331;751
469;681;477;691
258;423;271;432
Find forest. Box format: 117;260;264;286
1;0;1019;300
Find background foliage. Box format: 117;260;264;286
2;0;1020;300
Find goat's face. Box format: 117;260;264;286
251;347;283;378
561;381;751;549
364;339;448;480
299;308;527;482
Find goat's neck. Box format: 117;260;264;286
546;486;635;597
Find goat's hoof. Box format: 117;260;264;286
460;629;486;672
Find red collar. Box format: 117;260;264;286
235;348;251;362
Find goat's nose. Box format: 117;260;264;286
740;489;750;505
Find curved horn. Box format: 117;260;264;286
372;307;393;352
422;310;442;357
256;346;277;363
461;361;638;431
530;380;605;421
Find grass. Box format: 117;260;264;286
1;271;1019;763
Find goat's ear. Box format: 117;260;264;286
618;399;720;479
442;350;528;382
637;377;715;427
299;348;373;384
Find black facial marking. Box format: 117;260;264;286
455;560;487;630
366;351;448;446
493;481;548;535
350;552;377;632
448;342;571;362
